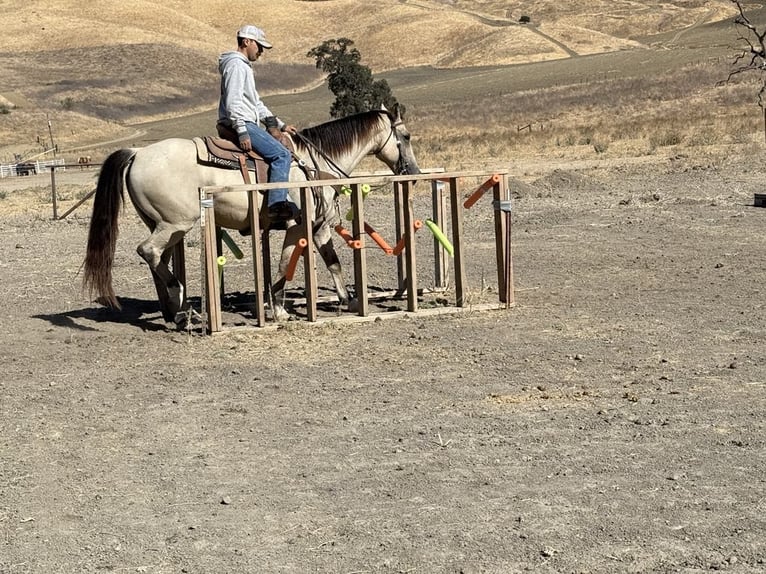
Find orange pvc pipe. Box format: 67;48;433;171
335;224;354;244
463;173;502;209
334;225;362;249
364;222;393;255
392;220;423;256
285;238;308;281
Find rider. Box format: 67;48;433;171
217;25;299;223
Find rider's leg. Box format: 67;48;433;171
245;122;293;209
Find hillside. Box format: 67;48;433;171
0;0;747;161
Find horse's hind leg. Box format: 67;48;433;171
149;250;177;321
136;224;190;322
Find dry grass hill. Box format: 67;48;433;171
0;0;761;169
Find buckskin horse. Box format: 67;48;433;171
82;105;421;326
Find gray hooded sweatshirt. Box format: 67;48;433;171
217;51;281;139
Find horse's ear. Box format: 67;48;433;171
380;104;388;112
392;102;403;121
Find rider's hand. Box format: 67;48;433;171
268;127;292;147
239;136;252;151
282;125;298;135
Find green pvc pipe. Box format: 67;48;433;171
424;218;454;257
344;184;373;221
220;229;244;259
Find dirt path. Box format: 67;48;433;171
1;149;765;573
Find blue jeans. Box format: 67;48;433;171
245;122;292;207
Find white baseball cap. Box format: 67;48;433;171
237;25;272;49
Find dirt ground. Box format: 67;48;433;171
1;148;766;574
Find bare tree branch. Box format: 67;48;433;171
728;1;766;110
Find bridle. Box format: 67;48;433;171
373;115;410;175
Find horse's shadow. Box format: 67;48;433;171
32;296;202;332
34;285;406;333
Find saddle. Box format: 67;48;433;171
193;123;269;185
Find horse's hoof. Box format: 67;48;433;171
347;298;360;313
174;308;202;328
270;306;291;322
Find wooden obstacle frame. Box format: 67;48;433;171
194;170;514;334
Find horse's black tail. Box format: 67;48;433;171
82;148;137;309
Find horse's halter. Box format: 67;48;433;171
373;115;410;175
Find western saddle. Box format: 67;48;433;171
193;123;272;185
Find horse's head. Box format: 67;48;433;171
375;104;421;176
294;105;422;177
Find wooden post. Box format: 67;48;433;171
492;177;514;305
56;188;95;220
248;189;266;326
449;177;467;307
393;181;405;292
502;175;515;306
300;186;318;321
350;183;369;316
431;179;448;289
215;227;225;301
50;166;58;220
402;180;418;312
201;191;222;333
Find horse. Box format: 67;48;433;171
82;104;421;326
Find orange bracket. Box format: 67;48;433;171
285;238;308;281
364;222;394;255
463;173;501;209
392;219;423;256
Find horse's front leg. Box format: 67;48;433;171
313;220;355;312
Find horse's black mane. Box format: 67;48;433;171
298;110;390;157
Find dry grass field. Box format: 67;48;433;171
4;2;766;573
0;0;750;163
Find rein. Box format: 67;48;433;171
293;130;350;179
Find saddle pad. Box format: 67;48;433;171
193;137;238;169
193;137;271;186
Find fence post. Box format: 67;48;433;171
402;180;418;312
350;183;369;316
431;179;448;289
448;177;467;307
50;166;58;220
247;189;266;327
493;177;514;306
393;182;406;292
299;186;318;321
201;190;222;333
